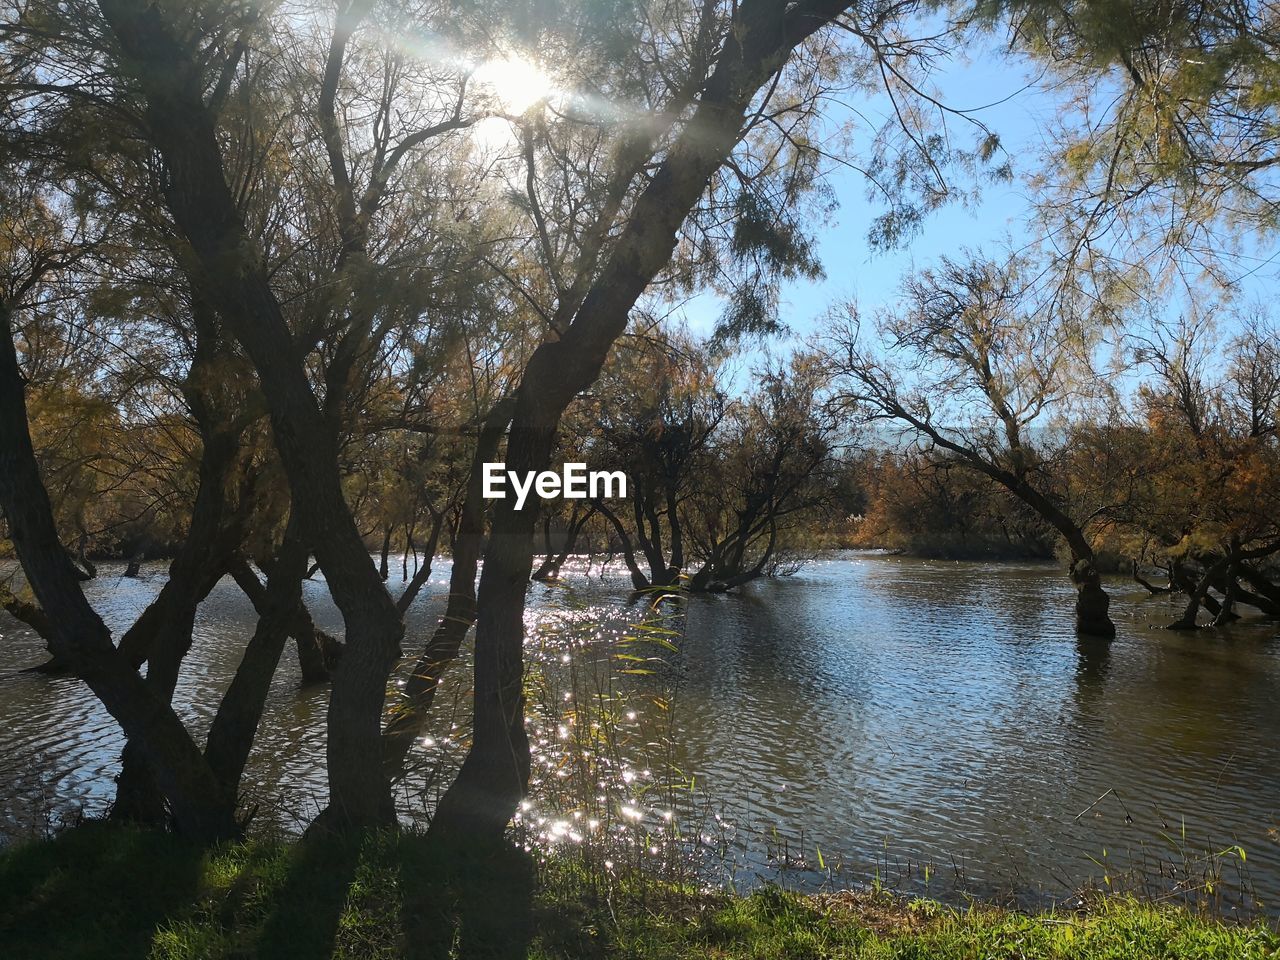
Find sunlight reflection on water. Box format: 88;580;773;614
1;552;1277;914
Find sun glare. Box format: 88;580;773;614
473;56;557;115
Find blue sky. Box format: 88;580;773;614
677;35;1280;351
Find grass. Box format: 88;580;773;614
1;823;1277;960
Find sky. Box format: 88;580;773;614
676;34;1280;353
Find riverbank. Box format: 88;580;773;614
2;824;1275;959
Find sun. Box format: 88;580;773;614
472;55;557;115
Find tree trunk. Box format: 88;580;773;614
76;531;97;579
531;504;592;581
530;513;558;581
594;500;650;589
379;525;392;582
1070;556;1116;639
1237;562;1280;615
1211;570;1239;627
113;334;250;824
396;511;444;614
228;558;343;685
1131;558;1175;594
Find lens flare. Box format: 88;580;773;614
473;56;556;114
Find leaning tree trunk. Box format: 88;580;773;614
396;511;445;614
594;500;651;590
429;0;855;844
907;419;1119;638
531;504;593;581
1168;555;1231;630
991;471;1117;638
1211;570;1239;627
204;517;311;816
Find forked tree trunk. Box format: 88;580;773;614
113;421;245;825
76;532;97;579
531;504;593;581
228;558;343;685
396;511;445;614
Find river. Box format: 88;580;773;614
1;552;1277;915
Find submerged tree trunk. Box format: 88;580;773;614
1211;569;1239;627
531;504;593;581
979;466;1116;638
379;525;392;582
594;500;651;589
75;532;97;580
1238;562;1280;615
1070;557;1115;639
1168;540;1280;629
1132;558;1176;594
530;513;558;581
396;510;444;614
204;518;311;817
383;401;511;776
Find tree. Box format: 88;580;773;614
989;0;1280;288
588;329;726;590
2;0;1015;844
683;353;841;590
0;174;239;840
1113;311;1280;625
828;250;1121;637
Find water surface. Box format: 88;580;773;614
1;553;1276;913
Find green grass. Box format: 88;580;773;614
1;824;1275;959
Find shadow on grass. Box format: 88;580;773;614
0;821;536;959
0;822;205;960
398;833;535;960
253;832;363;959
